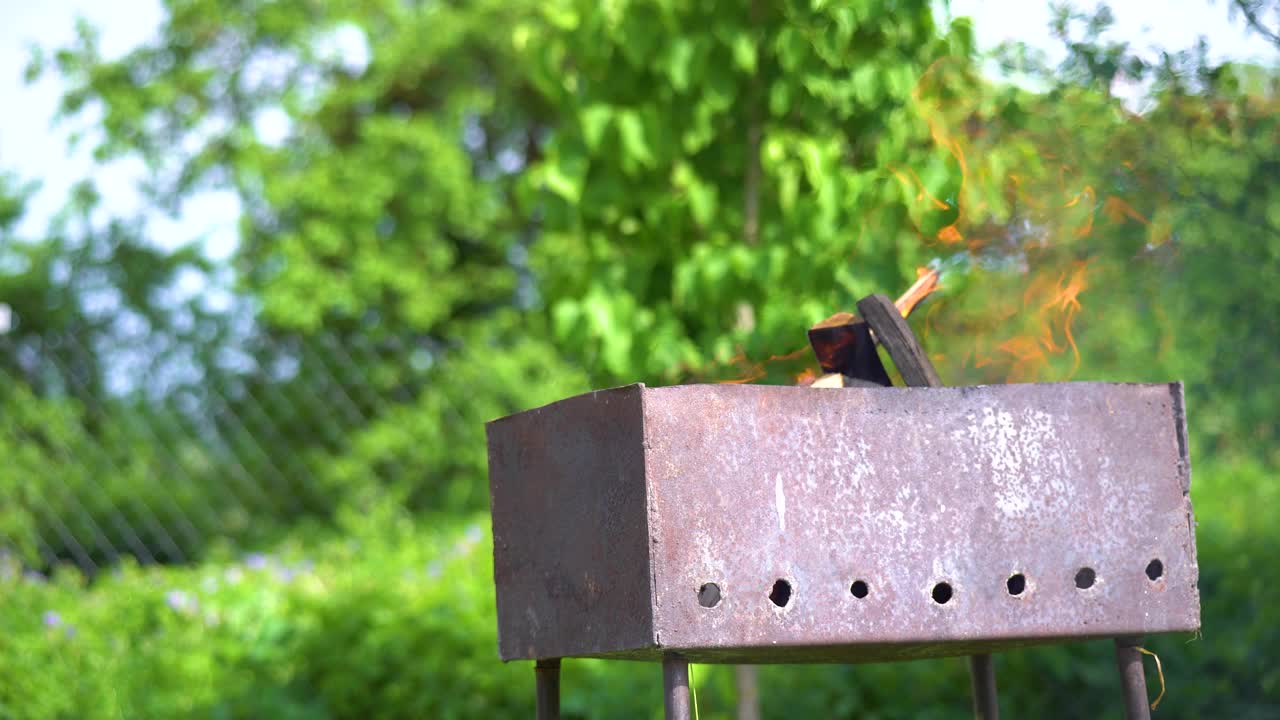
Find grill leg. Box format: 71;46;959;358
536;658;561;720
735;665;761;720
664;652;691;720
968;654;999;719
1115;637;1152;720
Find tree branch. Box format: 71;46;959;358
1233;0;1280;47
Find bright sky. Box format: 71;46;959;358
0;0;239;258
0;0;1275;258
949;0;1275;66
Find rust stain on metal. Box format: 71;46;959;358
487;382;1200;664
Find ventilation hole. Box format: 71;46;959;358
931;582;953;605
1075;567;1097;589
850;580;869;599
1145;559;1164;582
769;579;792;607
1006;573;1027;596
698;583;721;608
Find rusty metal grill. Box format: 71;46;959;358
486;291;1200;720
488;381;1198;665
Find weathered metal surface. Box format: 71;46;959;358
487;382;1199;663
486;386;653;661
855;290;998;719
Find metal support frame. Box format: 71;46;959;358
968;654;999;719
1115;637;1152;720
664;653;692;720
535;658;561;720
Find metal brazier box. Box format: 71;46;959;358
485;382;1200;664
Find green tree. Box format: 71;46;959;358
0;174;249;569
970;2;1280;455
36;0;589;516
0;175;217;406
524;0;978;386
1230;0;1280;46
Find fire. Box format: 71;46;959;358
969;260;1091;382
716;346;811;384
890;167;954;214
1065;186;1097;238
712;268;942;385
893;53;1155;385
696;41;1163;389
1043;260;1090;375
936;225;964;244
1102;196;1150;226
910;57;976;247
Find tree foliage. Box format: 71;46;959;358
969;4;1280;454
522;0;971;384
32;0;589;518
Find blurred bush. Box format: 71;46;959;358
0;513;533;719
0;385;222;569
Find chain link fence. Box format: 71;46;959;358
0;324;423;576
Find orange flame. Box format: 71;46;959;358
1065;185;1097;238
982;260;1091;382
1102;196;1150;226
896;53;1148;385
911;57;977;246
716;346;810;384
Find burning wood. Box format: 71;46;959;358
894;267;941;318
806;268;941;388
713;268;941;386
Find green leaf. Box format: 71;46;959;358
732;33;756;73
615;110;654;168
580;104;612;150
